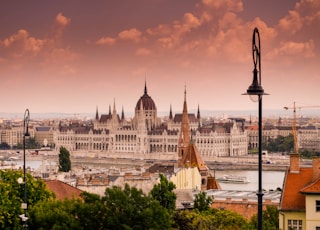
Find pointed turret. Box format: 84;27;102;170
197;104;201;129
110;98;119;131
121;106;125;121
144;79;148;96
95;106;99;120
112;98;117;116
108;105;111;115
169;104;173;120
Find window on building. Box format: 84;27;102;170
288;219;302;230
316;200;320;212
316;227;320;230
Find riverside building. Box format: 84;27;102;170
53;83;248;161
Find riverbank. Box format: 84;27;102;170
2;151;302;172
207;161;288;171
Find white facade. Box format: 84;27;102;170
52;84;248;159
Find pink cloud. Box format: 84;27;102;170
0;12;78;75
201;0;243;12
278;10;303;34
51;13;71;40
136;48;152;56
118;28;142;43
96;37;116;45
267;40;315;60
0;29;47;58
56;12;70;26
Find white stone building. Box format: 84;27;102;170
53;83;248;160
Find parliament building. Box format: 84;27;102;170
54;83;248;160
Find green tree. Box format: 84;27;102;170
150;173;177;213
173;209;248;230
29;198;84;230
29;192;109;230
263;134;294;153
25;137;40;149
0;170;53;230
248;205;279;230
59;146;71;172
78;192;108;229
193;191;213;212
103;183;172;229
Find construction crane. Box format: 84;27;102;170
284;102;320;153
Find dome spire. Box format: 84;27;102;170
95;106;99;120
144;78;148;95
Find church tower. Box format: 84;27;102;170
178;86;191;167
177;86;220;190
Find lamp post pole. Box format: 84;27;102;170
243;27;268;230
23;109;30;229
258;93;263;230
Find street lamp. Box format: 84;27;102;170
242;27;268;230
22;109;30;229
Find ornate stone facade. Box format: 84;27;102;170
54;83;248;160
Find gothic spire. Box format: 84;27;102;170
121;106;125;121
95;106;99;120
169;104;173;120
144;79;148;95
112;98;116;115
178;85;191;167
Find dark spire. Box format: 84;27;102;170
121;106;125;121
169;104;173;120
197;104;200;120
108;105;111;115
95;106;99;120
144;79;148;95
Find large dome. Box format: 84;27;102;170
135;84;156;111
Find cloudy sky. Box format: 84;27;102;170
0;0;319;116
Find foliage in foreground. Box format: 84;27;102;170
247;205;279;230
29;183;172;230
173;208;249;230
0;170;53;230
1;171;280;230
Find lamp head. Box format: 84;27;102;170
24;109;30;136
242;68;267;102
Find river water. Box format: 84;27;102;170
213;170;285;191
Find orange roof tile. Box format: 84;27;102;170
45;180;83;200
280;168;313;211
300;178;320;194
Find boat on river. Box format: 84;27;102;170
217;175;250;184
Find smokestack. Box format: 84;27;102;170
289;153;300;173
312;157;320;181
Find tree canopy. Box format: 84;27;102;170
193;191;213;212
58;146;71;172
263;134;294;153
150;173;177;213
0;170;53;230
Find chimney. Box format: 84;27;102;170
312;157;320;181
289;153;300;173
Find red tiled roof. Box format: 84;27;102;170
300;178;320;194
280;168;313;211
45;180;83;200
